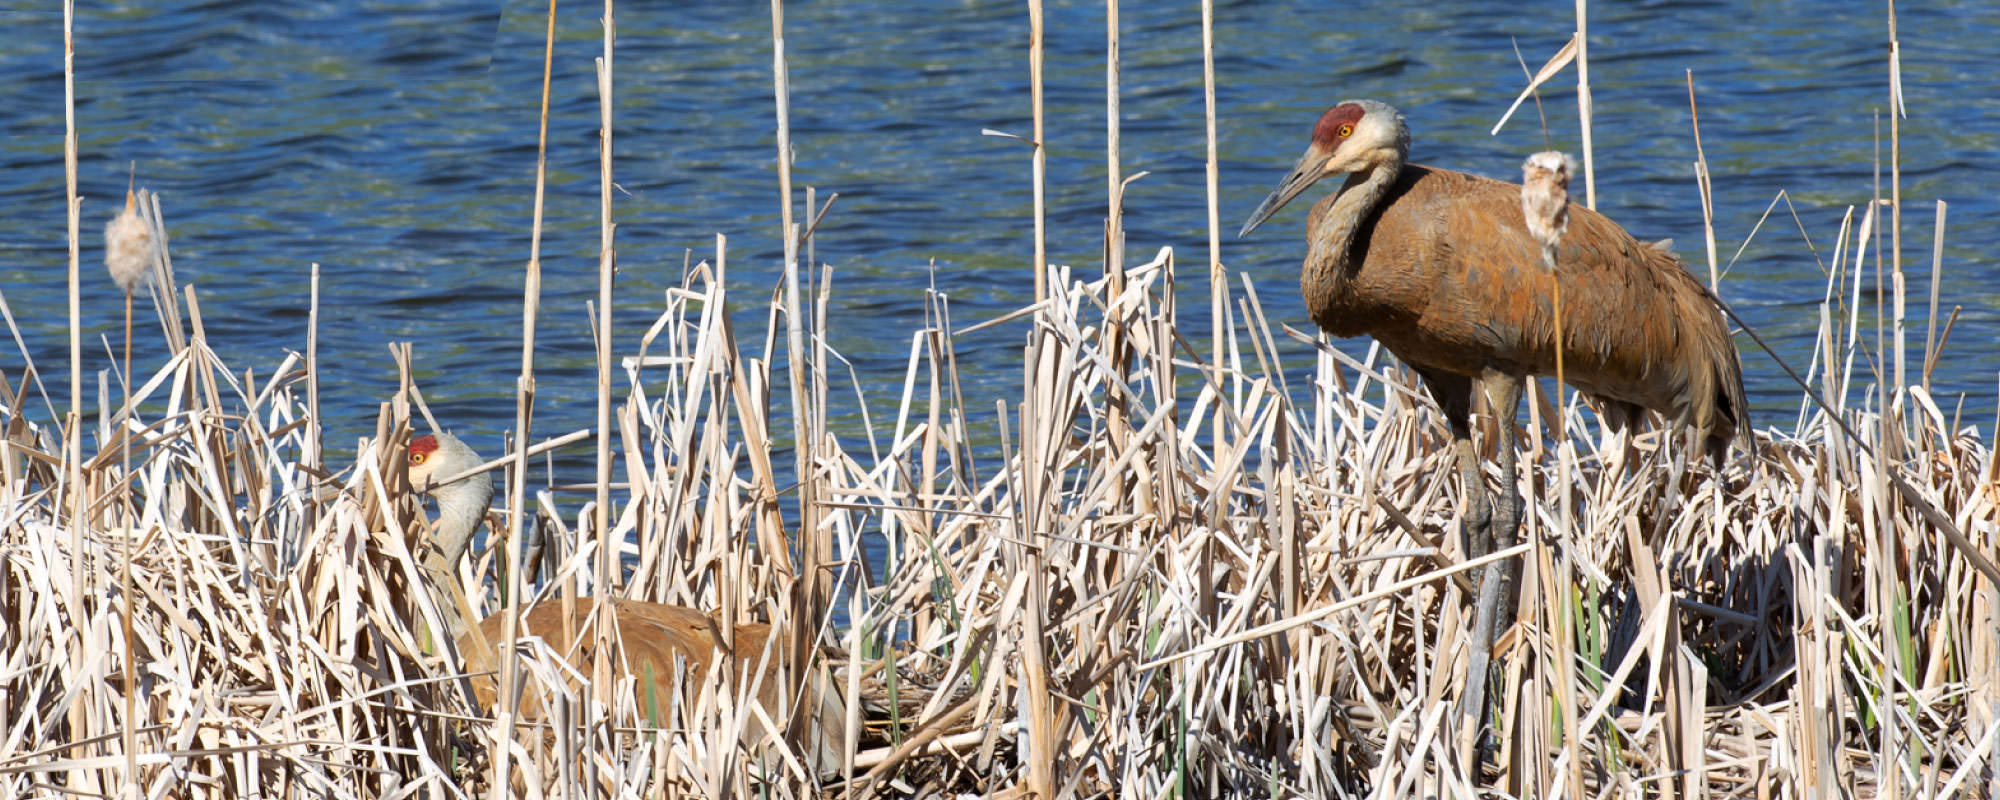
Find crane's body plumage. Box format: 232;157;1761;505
461;597;788;728
1241;99;1749;731
404;432;843;766
1302;162;1745;455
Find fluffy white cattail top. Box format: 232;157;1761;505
1520;151;1576;268
104;188;154;293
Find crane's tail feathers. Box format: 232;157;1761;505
1694;322;1750;468
1648;248;1751;470
1695;295;1751;469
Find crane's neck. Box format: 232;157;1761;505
420;477;492;653
428;478;491;571
1304;158;1402;300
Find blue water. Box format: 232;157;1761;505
1;0;1995;471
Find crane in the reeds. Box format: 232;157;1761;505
404;432;846;765
1237;98;1748;700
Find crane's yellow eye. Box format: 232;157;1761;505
1338;124;1354;137
411;452;427;465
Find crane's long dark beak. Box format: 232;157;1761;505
1238;147;1330;238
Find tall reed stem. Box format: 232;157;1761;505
590;0;618;715
1102;0;1130;560
769;0;832;758
1104;0;1122;285
1573;0;1595;209
1019;3;1056;797
61;0;84;629
1888;0;1903;393
1028;0;1046;306
487;1;559;793
61;3;93;793
1198;0;1225;631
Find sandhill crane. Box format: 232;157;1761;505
404;432;846;767
1237;99;1747;691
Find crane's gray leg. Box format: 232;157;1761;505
1416;369;1492;570
1420;367;1507;744
1462;371;1524;747
1475;370;1525;644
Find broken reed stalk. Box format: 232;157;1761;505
1689;72;1721;291
1921;200;1944;390
307;262;320;532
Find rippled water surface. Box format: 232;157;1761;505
2;0;1996;465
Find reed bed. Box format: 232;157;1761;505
4;204;1996;797
9;3;1999;799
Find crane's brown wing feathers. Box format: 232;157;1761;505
466;598;785;722
1332;164;1746;452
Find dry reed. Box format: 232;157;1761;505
6;208;1993;795
5;5;1996;800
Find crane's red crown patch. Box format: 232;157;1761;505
409;434;440;458
1313;103;1366;146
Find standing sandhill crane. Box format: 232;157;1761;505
1237;100;1747;680
404;432;846;767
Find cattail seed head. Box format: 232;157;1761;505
104;183;153;293
1520;151;1576;266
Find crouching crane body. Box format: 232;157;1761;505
405;432;845;770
